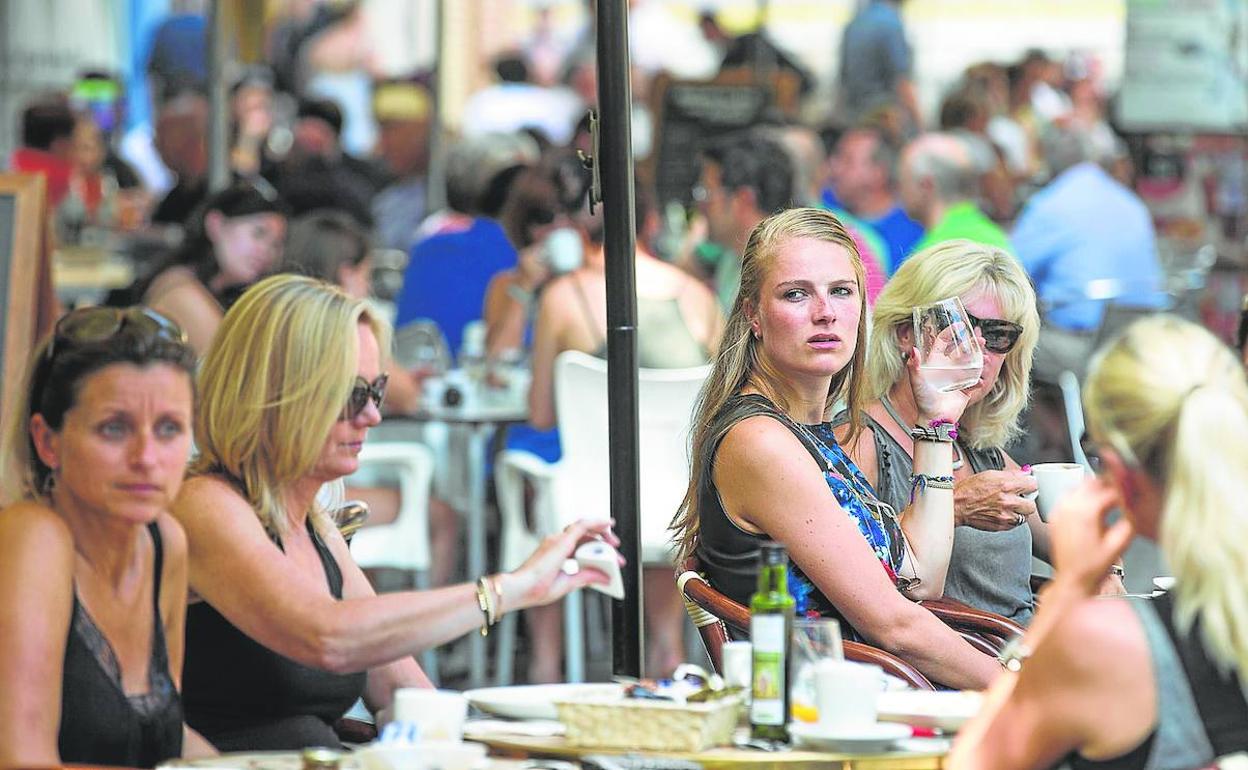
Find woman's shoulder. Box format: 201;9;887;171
143;264;203;302
152;511;188;560
173;475;251;522
717;409;811;469
0;501;73;550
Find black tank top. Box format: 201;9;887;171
58;522;183;768
183;518;367;750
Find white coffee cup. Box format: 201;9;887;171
391;688;468;742
813;659;882;730
721;641;752;691
1032;462;1087;522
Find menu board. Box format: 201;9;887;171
1117;0;1248;132
649;69;799;209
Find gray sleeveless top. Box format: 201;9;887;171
832;410;1035;624
1066;594;1248;769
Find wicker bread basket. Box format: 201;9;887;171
554;694;742;752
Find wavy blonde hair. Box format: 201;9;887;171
671;207;867;564
191;274;390;540
1084;315;1248;677
866;239;1040;450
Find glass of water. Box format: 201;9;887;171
790;617;843;722
912;296;982;392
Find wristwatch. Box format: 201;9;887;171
997;635;1033;673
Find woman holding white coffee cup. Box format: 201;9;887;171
949;316;1248;768
837;241;1052;624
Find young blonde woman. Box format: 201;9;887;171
670;208;1001;689
838;240;1050;623
950;315;1248;768
174;274;619;750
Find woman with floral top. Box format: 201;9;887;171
670;207;1000;689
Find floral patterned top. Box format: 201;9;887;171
695;394;908;636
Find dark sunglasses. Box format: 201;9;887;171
966;312;1024;355
1079;431;1102;473
48;306;187;360
342;374;388;421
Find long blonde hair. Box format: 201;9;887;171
670;207;867;564
866;239;1040;449
191;274;390;539
1085;315;1248;676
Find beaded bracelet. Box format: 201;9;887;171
909;473;955;504
475;575;500;636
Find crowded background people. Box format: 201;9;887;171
0;307;210;766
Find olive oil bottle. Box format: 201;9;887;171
749;542;795;743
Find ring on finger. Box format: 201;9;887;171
1015;513;1025;526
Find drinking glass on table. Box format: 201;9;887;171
913;296;983;392
395;319;452;377
790;617;844;722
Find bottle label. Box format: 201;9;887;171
750;614;787;726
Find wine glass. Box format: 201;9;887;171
912;297;982;393
394;319;451;377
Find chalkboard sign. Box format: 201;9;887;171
0;173;48;456
648;69;800;209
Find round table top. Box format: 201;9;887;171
470;732;948;770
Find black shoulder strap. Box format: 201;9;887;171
147;522;164;609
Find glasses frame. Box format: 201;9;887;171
342;373;389;421
966;311;1024;355
48;306;188;361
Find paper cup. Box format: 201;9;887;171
392;688;468;742
813;659;882;730
1032;462;1086;522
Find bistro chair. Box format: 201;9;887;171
676;557;936;691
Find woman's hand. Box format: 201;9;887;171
903;337;983;424
1047;477;1135;597
516;244;553;294
498;519;624;613
954;470;1038;530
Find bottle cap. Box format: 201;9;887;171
759;541;786;566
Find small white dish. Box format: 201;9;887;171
877;690;983;733
463;683;623;720
790;721;911;753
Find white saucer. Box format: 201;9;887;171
790;721;912;753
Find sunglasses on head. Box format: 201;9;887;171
48;306;187;360
342;374;388;421
966;312;1024;355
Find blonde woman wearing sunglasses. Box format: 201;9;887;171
836;240;1052;624
173;274;619;751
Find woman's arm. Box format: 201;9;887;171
145;268;223;357
174;477;617;674
716;418;1000;690
0;504;75;765
526;281;569;431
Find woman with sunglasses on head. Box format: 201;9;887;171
135;180;289;356
836;240;1068;624
671;209;1002;690
0;307;213;766
173;274;619;751
949;315;1248;769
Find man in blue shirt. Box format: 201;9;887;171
1013;126;1165;381
838;0;921;133
832;125;925;274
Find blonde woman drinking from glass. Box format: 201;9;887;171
670;208;1001;689
949;315;1248;769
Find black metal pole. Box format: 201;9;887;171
595;0;642;678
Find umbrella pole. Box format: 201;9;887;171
595;0;642;679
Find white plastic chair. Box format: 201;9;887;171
345;440;438;679
493;350;711;683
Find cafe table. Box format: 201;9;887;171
387;375;529;688
466;730;948;770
